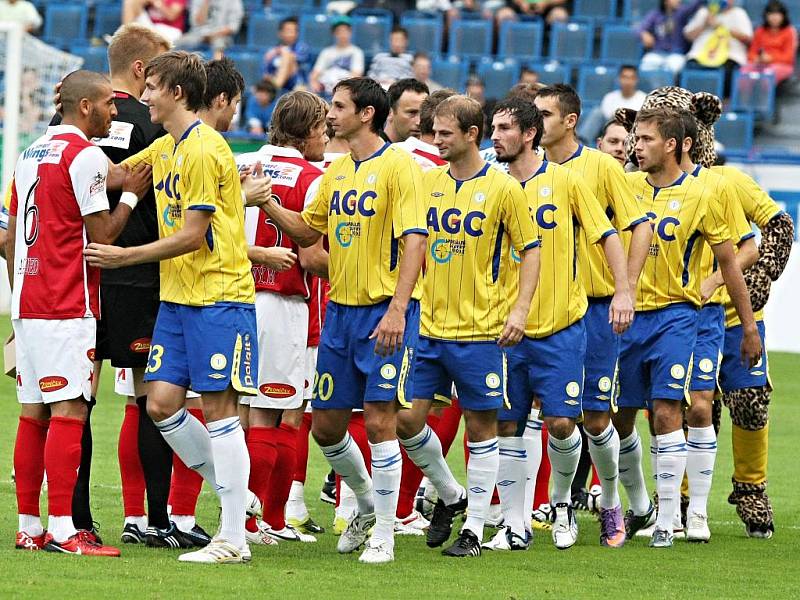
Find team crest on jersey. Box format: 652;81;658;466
669;200;681;211
210;353;227;370
380;364;397;380
670;364;686;379
89;172;106;197
473;192;486;204
698;358;714;373
598;377;612;392
540;187;551;198
485;373;501;389
565;381;580;398
367;174;377;185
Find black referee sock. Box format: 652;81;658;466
71;396;96;531
136;395;173;530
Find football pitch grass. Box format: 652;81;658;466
0;319;797;599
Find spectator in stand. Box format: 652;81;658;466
262;16;312;94
309;18;365;96
684;0;753;96
0;0;42;33
577;65;646;143
465;74;495;138
741;0;798;85
519;67;539;85
246;79;278;136
411;52;442;92
368;26;414;89
176;0;243;57
496;0;570;25
638;0;703;74
123;0;188;44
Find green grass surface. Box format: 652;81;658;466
0;318;797;598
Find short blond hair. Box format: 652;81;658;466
108;24;171;76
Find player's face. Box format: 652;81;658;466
634;120;671;173
433;114;470;162
141;74;175;124
597;123;628;166
88;85;117;139
303;121;329;162
327;89;362;139
217;93;241;132
534;95;569;148
491;110;527;163
390;90;426;141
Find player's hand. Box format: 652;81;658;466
84;243;130;269
250;247;297;270
370;303;406;357
609;290;634;335
53;80;63;114
498;308;527;347
740;325;763;369
242;162;273;208
700;274;722;304
122;163;153;200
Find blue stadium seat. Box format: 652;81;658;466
71;45;109;73
273;0;316;11
448;19;493;60
679;68;724;97
600;25;643;65
741;0;765;24
44;4;89;48
300;13;334;56
622;0;660;23
715;112;754;154
352;14;392;56
576;65;619;104
226;50;263;89
247;11;284;48
93;3;122;39
574;0;618;22
431;55;468;90
477;58;521;100
548;22;593;64
400;14;444;55
639;67;676;92
497;20;544;61
731;70;777;121
532;61;570;85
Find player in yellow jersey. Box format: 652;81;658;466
255;77;428;565
534;84;652;536
484;96;633;551
613;108;761;549
84;51;271;564
709;165;794;538
385;96;541;557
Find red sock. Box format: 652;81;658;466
436;399;461;456
168;407;205;516
118;404;145;517
534;427;551;508
590;464;600;488
263;423;298;530
293;412;312;484
14;416;48;516
246;426;278;518
45;417;84;516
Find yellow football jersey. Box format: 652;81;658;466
123;121;254;306
691;165;755;306
711;165;784;327
625;171;731;311
302;143;427;306
547;145;648;298
421;163;540;341
518;161;617;338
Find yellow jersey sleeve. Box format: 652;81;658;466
503;178;540;253
3;179;11;211
570;172;617;245
121;139;159;170
302;167;333;234
602;154;650;231
712;165;783;228
182;137;222;211
698;191;731;248
391;150;428;238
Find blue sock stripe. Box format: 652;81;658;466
468;441;499;455
208;419;241;439
686;440;718;450
372;452;402;469
156;409;188;433
619;437;640;454
658;443;687;454
589;427;614;447
548;437;581;455
402;427;432;452
499;448;527;459
526;420;543;431
323;435;352;458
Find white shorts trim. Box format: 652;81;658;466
115;367;201;399
304;345;318;406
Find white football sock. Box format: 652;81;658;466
618;429;651;516
18;514;43;537
523;412;543;517
124;515;148;531
285;481;309;521
400;424;464;506
497;436;528;537
320;433;374;516
155;407;217;489
463;438;499;541
655;430;687;534
208;417;249;549
170;514;195;533
650;435;659;486
47;515;77;543
369;440;402;546
547;427;581;505
586;423;621;510
336;481;357;520
686;425;717;517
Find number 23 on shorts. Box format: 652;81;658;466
146;344;164;374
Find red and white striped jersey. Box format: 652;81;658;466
238;144;323;298
393;136;446;171
311;152;346;172
9;125;110;320
306;275;330;347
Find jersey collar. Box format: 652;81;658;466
520;160;549;188
546;143;583;165
650;171;688;197
448;162;490;193
692;164;702;177
352;141;390;171
46;124;88;140
257;144;303;159
177;120;202;145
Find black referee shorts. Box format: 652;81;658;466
95;285;159;368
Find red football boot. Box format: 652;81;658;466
43;530;121;557
16;531;46;551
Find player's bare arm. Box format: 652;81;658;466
84;208;213;268
626;220;652;295
499;246;540;347
701;238;759;302
298;239;329;279
84;163;152;245
600;232;634;334
711;240;762;367
247;246;297;271
260;198;322;248
5;216;16;288
370;232;426;357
